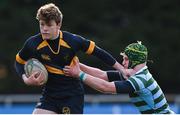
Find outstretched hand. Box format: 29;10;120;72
63;59;81;78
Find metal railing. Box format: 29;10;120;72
0;94;179;104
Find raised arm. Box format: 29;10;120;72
63;59;116;93
112;61;125;73
80;73;116;94
80;73;134;94
87;45;130;77
63;59;134;94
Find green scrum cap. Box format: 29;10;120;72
122;41;148;68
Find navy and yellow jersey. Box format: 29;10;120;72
15;31;117;98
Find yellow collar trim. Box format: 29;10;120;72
41;31;62;54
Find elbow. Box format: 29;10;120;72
98;82;114;94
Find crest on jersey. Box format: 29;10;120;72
64;54;70;61
62;107;70;114
41;54;51;61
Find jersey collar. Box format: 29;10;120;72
134;66;148;75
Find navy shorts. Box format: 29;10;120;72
35;94;84;114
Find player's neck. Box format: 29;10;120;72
133;63;146;73
50;30;60;40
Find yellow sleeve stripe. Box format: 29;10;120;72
60;39;71;48
86;41;95;55
37;41;48;50
45;65;64;75
45;55;78;75
16;54;26;64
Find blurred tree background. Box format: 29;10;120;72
0;0;179;94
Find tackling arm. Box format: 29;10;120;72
63;59;134;94
81;73;134;94
79;63;108;81
81;73;116;94
92;46;129;77
76;35;125;72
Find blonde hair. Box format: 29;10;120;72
36;3;63;24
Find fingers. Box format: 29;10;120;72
36;72;44;81
30;71;40;78
63;67;70;76
37;72;46;85
64;66;71;69
63;66;71;72
63;61;80;77
25;71;45;86
63;66;77;77
22;74;28;79
63;66;70;72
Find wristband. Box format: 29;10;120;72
79;71;87;81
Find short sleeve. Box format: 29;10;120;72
106;70;125;82
73;34;95;55
16;38;35;64
114;81;135;93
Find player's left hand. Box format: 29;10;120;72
123;69;136;79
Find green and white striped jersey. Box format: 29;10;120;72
127;66;174;114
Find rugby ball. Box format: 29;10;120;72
24;58;48;84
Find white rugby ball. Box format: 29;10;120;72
24;58;48;84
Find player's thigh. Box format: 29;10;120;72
33;108;57;114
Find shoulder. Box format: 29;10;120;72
127;74;148;91
24;33;42;48
25;33;41;42
62;31;86;41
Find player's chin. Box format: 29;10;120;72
42;34;51;40
43;37;50;40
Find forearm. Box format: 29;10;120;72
79;72;116;94
14;61;24;77
80;63;108;81
112;61;124;72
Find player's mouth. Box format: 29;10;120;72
42;33;50;35
42;33;51;39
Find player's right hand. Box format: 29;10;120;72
22;71;44;86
